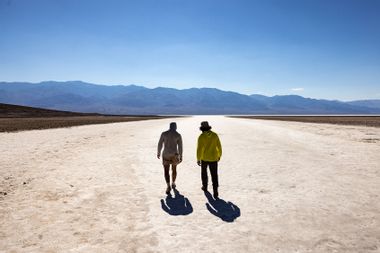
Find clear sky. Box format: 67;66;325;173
1;0;379;101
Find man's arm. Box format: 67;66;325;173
216;134;222;160
197;135;203;165
178;134;183;161
157;133;164;159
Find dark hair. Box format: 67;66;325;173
170;122;177;130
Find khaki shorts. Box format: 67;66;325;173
163;154;181;166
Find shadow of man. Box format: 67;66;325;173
204;191;240;222
161;189;193;216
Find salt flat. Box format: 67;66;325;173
1;116;379;253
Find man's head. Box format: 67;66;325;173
200;121;212;132
169;122;177;131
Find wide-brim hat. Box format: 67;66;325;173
200;121;212;131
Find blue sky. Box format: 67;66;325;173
1;0;379;101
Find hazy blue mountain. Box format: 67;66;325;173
0;81;379;115
0;81;146;100
347;99;380;109
0;81;149;113
243;95;376;114
250;95;373;114
113;87;268;114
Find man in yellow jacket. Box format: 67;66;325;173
197;121;222;199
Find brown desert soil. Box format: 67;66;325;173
0;116;171;132
0;103;101;118
230;115;380;127
0;103;173;132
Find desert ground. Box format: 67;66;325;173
231;116;380;128
0;116;169;133
0;103;170;132
1;116;379;253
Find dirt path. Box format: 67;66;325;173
1;116;379;252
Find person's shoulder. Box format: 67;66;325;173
211;131;219;137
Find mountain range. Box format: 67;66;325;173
1;81;380;115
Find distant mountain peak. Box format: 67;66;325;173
1;81;379;115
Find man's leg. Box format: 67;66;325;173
209;161;219;198
171;164;177;188
201;161;208;191
164;165;171;194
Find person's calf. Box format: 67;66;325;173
171;166;177;182
213;186;219;199
164;166;170;184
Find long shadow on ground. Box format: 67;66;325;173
204;191;240;222
161;189;193;216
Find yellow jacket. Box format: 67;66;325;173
197;130;222;162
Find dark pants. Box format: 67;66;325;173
201;161;218;190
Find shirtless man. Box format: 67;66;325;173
157;122;183;194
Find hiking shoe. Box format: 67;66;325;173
171;183;176;189
201;186;207;191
